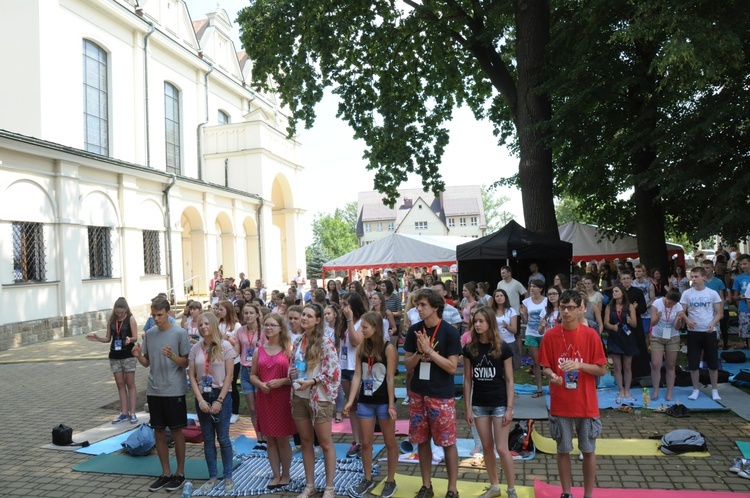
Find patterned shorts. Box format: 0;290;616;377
408;393;457;447
739;312;750;339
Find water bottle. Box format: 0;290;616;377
642;387;650;408
293;348;307;390
181;481;193;498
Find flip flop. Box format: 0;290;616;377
471;455;485;467
653;404;668;413
615;405;633;414
531;391;544;398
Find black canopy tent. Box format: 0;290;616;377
456;220;574;292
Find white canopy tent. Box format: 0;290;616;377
322;234;473;275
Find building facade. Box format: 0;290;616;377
0;0;305;350
357;186;487;246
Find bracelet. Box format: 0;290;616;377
217;397;224;403
212;400;222;404
347;319;353;323
171;353;177;361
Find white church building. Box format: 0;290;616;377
0;0;306;350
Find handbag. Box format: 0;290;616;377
52;424;89;447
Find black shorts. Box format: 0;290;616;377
147;395;188;430
686;331;719;371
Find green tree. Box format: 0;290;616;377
544;0;750;270
305;243;330;280
312;211;359;259
481;184;514;232
237;0;559;237
554;197;580;226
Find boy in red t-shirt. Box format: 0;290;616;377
539;290;607;498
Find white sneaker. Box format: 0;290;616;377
401;396;410;406
230;414;240;424
688;390;699;400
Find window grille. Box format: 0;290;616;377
88;226;112;278
12;222;46;283
143;230;161;275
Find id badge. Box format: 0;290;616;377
565;370;579;390
246;347;254;362
113;340;122;351
364;378;374;396
202;375;213;393
341;345;348;362
419;361;431;381
662;325;672;338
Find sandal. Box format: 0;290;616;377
297;484;317;498
322;485;336;498
653;404;668;413
471;455;485;467
334;414;343;423
531;391;544;398
615;404;633;414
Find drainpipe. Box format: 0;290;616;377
196;63;214;180
256;198;264;283
143;21;155;167
163;174;177;303
224;158;229;186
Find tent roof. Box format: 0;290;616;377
456;220;573;260
558;222;684;261
322;234;472;272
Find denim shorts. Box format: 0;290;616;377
357;402;390;420
471;405;508;418
239;365;257;394
341;369;355;382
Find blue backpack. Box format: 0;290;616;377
122;424;155;456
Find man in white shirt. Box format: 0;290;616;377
432;282;462;328
496;266;526;312
679;267;723;401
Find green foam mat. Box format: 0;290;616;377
72;453;237;479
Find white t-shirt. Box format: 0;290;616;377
651;297;683;339
539;309;560;332
219;322;241;364
497;279;527;313
495;308;518;344
341;319;362;370
680;287;721;332
406;308;421;327
523;297;548;338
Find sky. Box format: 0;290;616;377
183;0;526;244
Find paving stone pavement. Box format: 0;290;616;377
1;334;749;497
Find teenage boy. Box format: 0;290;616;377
633;265;656;332
702;260;728;349
680;267;723;401
732;254;750;349
539;290;607;498
496;266;526;313
618;270;650;377
132;297;191;492
404;289;462;498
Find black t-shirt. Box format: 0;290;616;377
357;343;391;405
463;342;513;408
404;320;462;399
109;318;134;360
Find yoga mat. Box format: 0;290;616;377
699;384;750;420
72;453;237;479
233;435;258;455
514;384;550;395
513;393;549;420
331;418;410;436
370;473;535;498
531;429;710;457
42;411;149;451
456;438;479;457
548;385;727;411
533;478;750;498
395;387;407;399
75;428;137;455
737;441;750;459
723;361;748;378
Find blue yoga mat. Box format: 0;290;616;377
395;387;407;399
737;441;750;459
75;428;138;455
546;385;727;410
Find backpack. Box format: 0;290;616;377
721;351;746;363
183;424;204;444
52;424;89;447
508;419;535;453
731;369;750;388
122;424;155;456
659;429;707;455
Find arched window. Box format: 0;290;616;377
218;110;230;125
82;40;109;155
164;82;181;173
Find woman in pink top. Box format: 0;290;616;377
237;303;265;450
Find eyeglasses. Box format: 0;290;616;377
263;324;280;329
547;292;559;296
560;305;580;312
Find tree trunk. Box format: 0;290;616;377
634;185;669;273
514;0;558;238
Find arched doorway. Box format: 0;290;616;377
215;211;235;280
180;206;206;296
243;216;260;283
271;174;294;284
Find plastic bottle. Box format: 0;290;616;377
293;348;307;390
181;481;193;498
642;387;650;408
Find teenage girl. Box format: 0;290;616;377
237;303;266;450
217;300;241;423
520;280;548;398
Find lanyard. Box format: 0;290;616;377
245;327;257;348
115;319;125;339
202;345;211;377
663;304;674;324
423;319;442;348
367;356;374;377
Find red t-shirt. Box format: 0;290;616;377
538;324;606;418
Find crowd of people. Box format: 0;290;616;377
84;250;750;498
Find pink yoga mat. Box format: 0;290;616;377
533;479;750;498
331;418;410;435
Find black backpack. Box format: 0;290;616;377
52;424;89;447
508;419;535;453
659;429;707;455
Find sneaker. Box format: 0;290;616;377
381;481;398;498
730;458;746;473
129;413;138;424
347;478;374;498
230;414;240;424
739;462;750;479
507;489;518;498
346;442;362;458
149;474;172;492
560;493;574;498
200;480;217;493
402;396;411;406
112;413;129;424
416;485;435;498
445;491;459;498
164;474;185;492
478;485;501;498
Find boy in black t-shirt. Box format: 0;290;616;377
404;289;462;498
